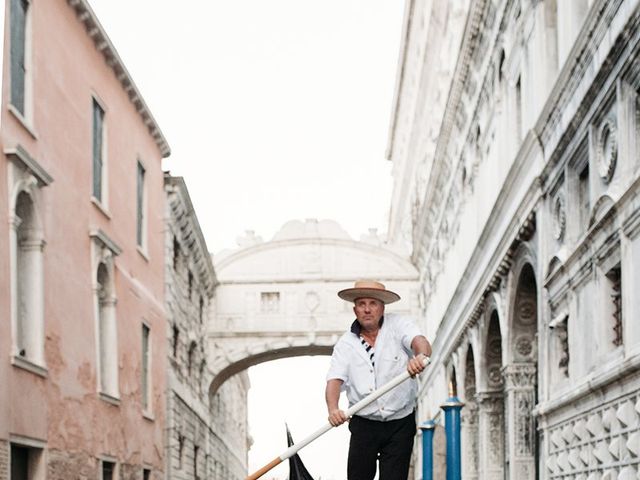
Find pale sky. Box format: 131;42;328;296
85;1;406;478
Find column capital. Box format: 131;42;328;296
502;363;537;390
476;391;503;413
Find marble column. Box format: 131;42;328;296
461;400;479;480
503;363;537;480
477;391;505;480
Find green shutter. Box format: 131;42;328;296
141;324;150;409
136;161;145;246
10;0;27;114
92;101;104;200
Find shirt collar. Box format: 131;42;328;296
350;316;385;336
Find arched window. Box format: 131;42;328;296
90;230;121;400
96;261;118;398
7;146;52;376
12;190;45;368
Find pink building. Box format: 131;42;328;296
0;0;170;478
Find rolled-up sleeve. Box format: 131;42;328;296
326;339;349;388
397;316;423;352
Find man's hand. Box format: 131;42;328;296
407;353;429;377
328;408;349;427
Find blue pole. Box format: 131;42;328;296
419;420;435;480
441;397;464;480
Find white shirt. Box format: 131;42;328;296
326;312;423;421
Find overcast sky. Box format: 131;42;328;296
85;1;406;478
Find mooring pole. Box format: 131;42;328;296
441;397;464;480
419;420;436;480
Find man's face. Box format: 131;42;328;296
353;297;384;330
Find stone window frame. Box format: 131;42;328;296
8;0;36;136
141;320;152;416
6;145;52;378
91;95;110;215
99;456;118;480
260;291;280;314
9;435;46;480
135;157;148;256
90;229;121;404
549;311;569;382
595;237;623;353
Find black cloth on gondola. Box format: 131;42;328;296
286;425;314;480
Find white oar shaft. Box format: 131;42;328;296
246;356;430;480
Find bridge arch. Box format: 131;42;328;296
208;219;419;394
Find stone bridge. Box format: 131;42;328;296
207;219;419;394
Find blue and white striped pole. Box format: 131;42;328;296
441;397;464;480
419;420;436;480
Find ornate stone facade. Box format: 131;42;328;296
388;0;640;477
165;176;250;480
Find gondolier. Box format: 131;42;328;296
326;280;431;480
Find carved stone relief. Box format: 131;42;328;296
552;192;566;241
516;296;536;326
515;335;533;359
596;117;618;183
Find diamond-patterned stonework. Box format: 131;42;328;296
546;391;640;478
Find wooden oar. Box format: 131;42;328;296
246;356;430;480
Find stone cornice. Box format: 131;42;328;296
215;236;418;275
4;145;53;186
413;0;491;258
90;228;122;255
216;274;418;286
67;0;171;158
165;175;216;295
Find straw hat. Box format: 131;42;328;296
337;280;400;304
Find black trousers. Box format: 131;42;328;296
347;412;416;480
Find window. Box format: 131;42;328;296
10;443;43;480
606;266;622;347
10;0;29;116
515;76;523;142
173;236;180;270
578;164;590;232
92;99;106;203
7;148;51;375
142;469;151;480
96;262;117;397
193;445;199;480
12;191;45;369
136;160;146;248
172;325;179;358
101;460;115;480
260;292;280;313
187;342;196;376
177;434;185;469
142;323;151;410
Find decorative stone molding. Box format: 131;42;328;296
552;192;566;241
596;118;618;183
5;145;53;187
503;363;537;390
546;390;640;477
